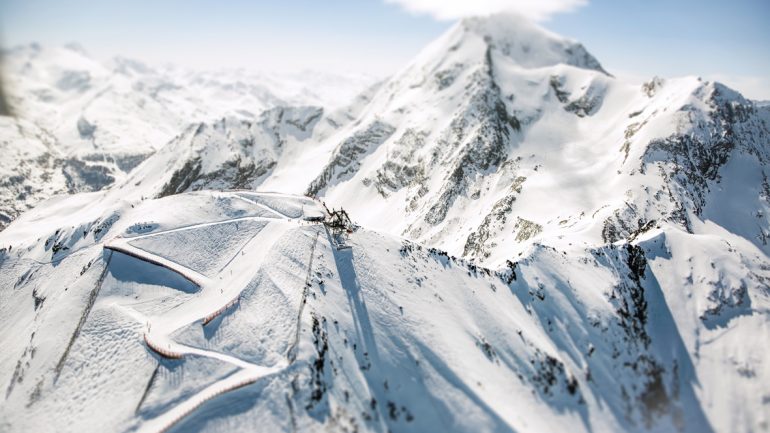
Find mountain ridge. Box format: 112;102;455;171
1;13;768;433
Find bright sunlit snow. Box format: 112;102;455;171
1;10;768;433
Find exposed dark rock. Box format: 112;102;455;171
549;75;570;103
464;173;526;258
425;45;520;226
564;82;606;117
530;349;580;399
157;158;202;198
434;63;465;91
61;159;114;192
642;77;665;98
308;121;396;196
371;129;428;198
306;315;329;410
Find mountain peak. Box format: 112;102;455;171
456;12;609;74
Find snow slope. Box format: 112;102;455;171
1;12;769;433
1;190;768;433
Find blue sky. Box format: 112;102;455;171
1;0;768;98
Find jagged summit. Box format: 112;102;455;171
457;13;609;73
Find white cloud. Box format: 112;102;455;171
385;0;588;21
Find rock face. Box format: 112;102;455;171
308;121;397;196
142;107;326;199
1;12;769;433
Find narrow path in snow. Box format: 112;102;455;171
230;194;288;218
99;194;327;433
120;215;279;241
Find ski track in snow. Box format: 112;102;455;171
101;197;323;433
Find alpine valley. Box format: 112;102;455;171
1;13;768;433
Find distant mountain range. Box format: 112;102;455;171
0;43;374;227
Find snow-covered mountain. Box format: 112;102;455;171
282;15;770;266
118;14;770;267
1;12;769;433
0;43;374;228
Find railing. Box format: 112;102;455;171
201;295;241;326
152;375;259;433
143;334;183;359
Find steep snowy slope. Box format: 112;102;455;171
253;14;770;271
0;43;374;228
112;14;769;270
1;191;768;433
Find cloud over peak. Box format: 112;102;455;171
385;0;588;22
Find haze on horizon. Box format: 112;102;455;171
1;0;768;99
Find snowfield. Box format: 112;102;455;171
1;12;769;433
1;190;768;433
